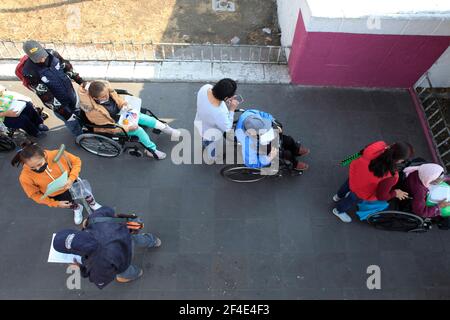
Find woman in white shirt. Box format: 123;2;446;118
194;78;239;159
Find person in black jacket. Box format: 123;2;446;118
53;206;161;289
21;40;84;136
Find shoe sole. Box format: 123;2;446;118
332;210;352;223
116;270;144;283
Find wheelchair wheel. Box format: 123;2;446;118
367;210;425;232
76;134;122;158
0;134;16;152
220;165;267;183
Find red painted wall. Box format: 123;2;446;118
289;11;450;88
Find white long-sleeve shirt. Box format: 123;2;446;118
194;84;234;141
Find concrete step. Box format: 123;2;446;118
0;60;291;83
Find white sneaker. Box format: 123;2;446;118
73;205;84;225
161;124;181;140
332;208;352;223
145;149;166;160
89;202;102;211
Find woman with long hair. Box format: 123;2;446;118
332;141;413;223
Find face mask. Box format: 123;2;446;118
32;162;48;173
95;97;109;104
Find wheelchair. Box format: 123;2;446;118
75;89;166;158
220;109;303;183
0;104;49;152
364;158;444;233
366;203;433;233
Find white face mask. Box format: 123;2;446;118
96;99;109;104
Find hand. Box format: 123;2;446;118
269;147;279;160
2;110;19;118
439;201;450;209
394;189;409;200
126;124;139;132
70;257;81;268
226;97;239;111
63;179;74;190
57;201;72;209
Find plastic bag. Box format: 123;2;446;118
69;179;93;200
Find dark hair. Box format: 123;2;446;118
11;141;45;167
368;142;414;177
212;78;237;101
88;81;107;99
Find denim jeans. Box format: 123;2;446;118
54;110;83;136
116;233;159;281
335;179;363;213
202;139;216;158
125;113;157;151
3;102;43;137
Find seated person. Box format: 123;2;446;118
403;163;450;222
0;84;48;137
235;109;309;170
78;81;180;160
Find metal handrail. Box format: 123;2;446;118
415;73;450;172
0;40;289;64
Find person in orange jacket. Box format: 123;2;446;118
11;141;101;225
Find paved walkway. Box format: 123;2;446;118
0;81;448;300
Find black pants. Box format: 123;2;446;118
4;102;43;137
50;190;77;209
280;134;300;167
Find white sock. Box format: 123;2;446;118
154;120;166;130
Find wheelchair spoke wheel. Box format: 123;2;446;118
220;165;267;183
367;210;424;232
76;134;122;158
0;134;16;152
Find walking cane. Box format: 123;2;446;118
53;144;92;215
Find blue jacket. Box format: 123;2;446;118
235;109;274;169
80;206;133;289
22;50;78;120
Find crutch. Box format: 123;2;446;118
53;144;92;215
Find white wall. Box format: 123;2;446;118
277;0;450;38
418;46;450;88
276;0;307;59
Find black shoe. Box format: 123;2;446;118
38;124;49;132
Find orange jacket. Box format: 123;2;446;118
19;149;82;207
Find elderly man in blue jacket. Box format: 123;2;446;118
53;206;161;289
235;109;310;171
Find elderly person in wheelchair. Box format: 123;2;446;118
77;80;180;160
234;109;310;171
360;159;450;232
403;163;450;229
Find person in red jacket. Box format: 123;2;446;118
332;141;413;223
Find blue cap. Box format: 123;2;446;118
53;229;98;256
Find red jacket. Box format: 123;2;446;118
349;141;399;201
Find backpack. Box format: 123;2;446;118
15;56;30;88
87;214;144;234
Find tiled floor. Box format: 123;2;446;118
0;81;448;300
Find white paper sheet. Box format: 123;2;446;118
48;233;82;264
428;184;450;203
41;171;68;199
118;95;142;126
9;100;27;115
